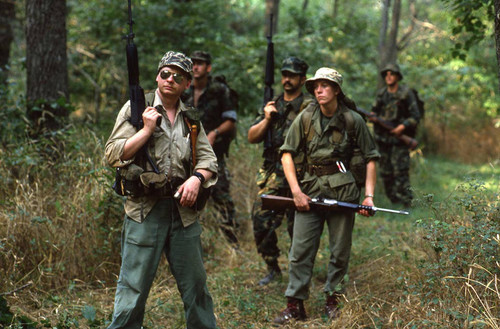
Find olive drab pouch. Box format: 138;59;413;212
113;164;145;197
349;148;366;188
140;172;168;195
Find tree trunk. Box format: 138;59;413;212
378;0;402;87
0;0;15;86
386;0;401;65
495;0;500;93
265;0;280;36
332;0;339;19
26;0;69;133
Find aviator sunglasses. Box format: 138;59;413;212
159;70;185;84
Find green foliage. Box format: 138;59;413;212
414;178;499;322
439;0;495;60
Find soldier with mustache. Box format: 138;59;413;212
248;56;313;286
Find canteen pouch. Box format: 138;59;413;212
140;171;168;195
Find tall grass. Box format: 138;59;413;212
0;116;499;328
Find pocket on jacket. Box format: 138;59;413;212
324;173;359;201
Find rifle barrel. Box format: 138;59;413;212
372;207;410;215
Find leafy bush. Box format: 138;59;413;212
414;178;499;326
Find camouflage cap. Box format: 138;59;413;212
157;51;193;78
281;56;308;75
305;67;344;95
190;50;211;64
380;63;403;80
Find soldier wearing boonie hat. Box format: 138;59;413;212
274;66;380;324
105;50;218;329
305;67;344;96
248;56;314;287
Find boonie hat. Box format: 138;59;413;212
157;51;193;78
281;56;309;76
380;63;403;80
190;50;212;64
305;67;343;95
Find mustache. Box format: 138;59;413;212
283;82;293;87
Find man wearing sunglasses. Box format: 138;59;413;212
182;50;239;246
369;63;420;208
105;51;218;329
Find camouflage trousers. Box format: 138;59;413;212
211;157;237;243
377;142;412;206
251;168;294;267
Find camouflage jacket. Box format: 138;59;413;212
182;76;237;157
371;84;420;144
252;93;313;171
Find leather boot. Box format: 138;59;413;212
325;294;341;319
273;297;307;324
258;261;281;286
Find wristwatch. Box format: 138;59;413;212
213;129;220;136
193;172;205;183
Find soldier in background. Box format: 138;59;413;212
247;56;312;286
183;50;239;245
369;63;420;208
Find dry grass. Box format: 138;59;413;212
1;120;499;328
423;119;500;164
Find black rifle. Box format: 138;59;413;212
263;14;274;105
123;0;158;173
263;14;275;150
261;194;409;215
124;0;146;129
356;107;418;150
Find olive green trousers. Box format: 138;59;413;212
107;198;216;329
285;208;355;300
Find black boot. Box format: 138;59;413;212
258;261;281;286
273;297;307;324
325;293;341;319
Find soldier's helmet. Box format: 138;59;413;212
380;63;403;80
305;67;344;96
190;51;212;65
281;56;309;76
158;51;193;79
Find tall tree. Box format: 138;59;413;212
0;0;15;87
377;0;418;86
26;0;68;133
496;0;500;91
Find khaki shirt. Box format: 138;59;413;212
105;89;218;226
280;102;380;202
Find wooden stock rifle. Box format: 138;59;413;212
356;107;418;150
261;194;409;215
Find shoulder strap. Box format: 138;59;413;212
145;92;155;106
301;103;316;143
343;110;356;141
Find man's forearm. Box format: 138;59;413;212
247;118;271;143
